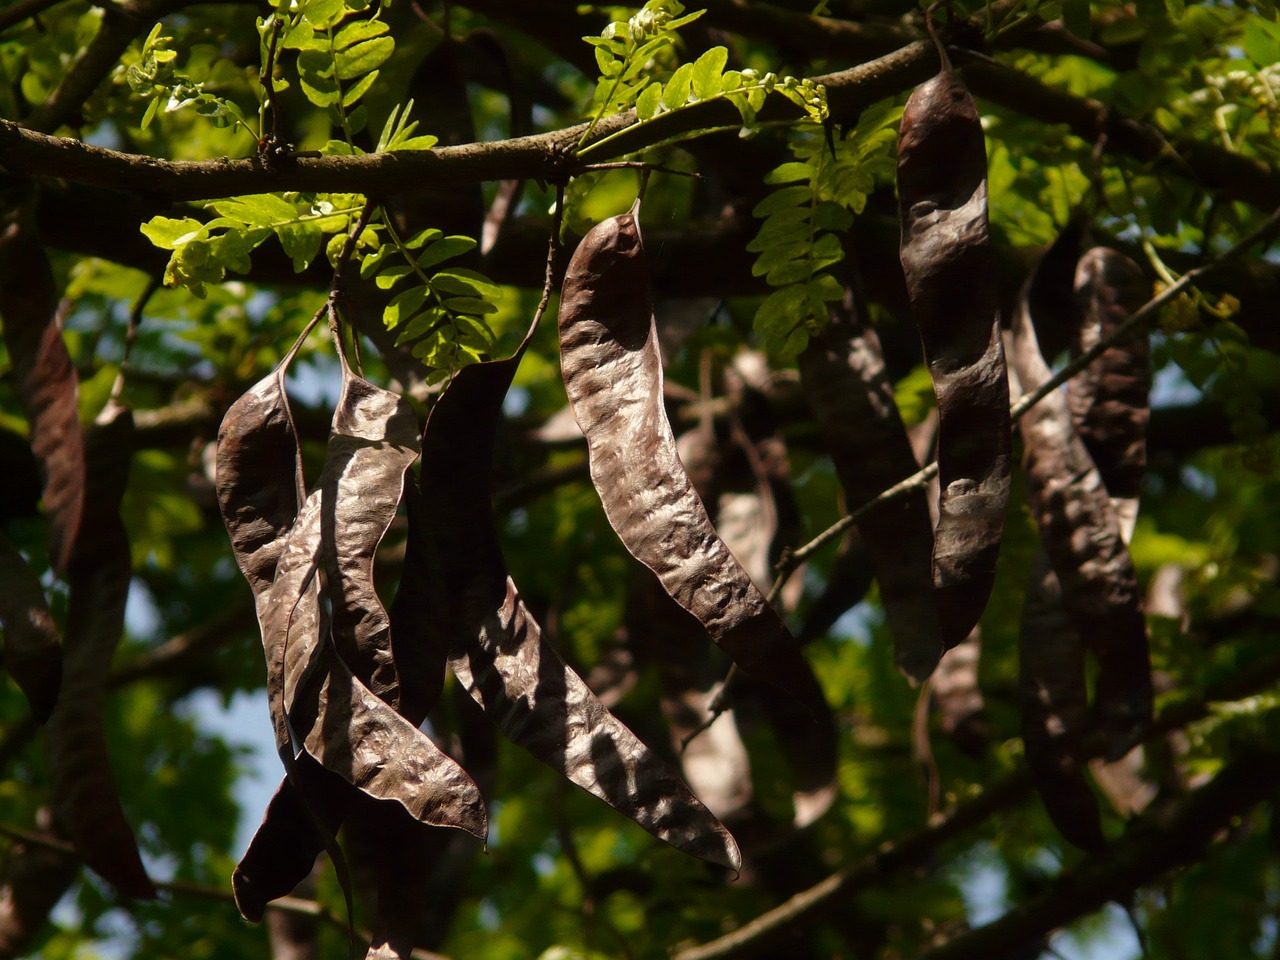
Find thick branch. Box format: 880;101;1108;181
915;746;1280;960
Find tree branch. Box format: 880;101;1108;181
914;745;1280;960
670;648;1280;960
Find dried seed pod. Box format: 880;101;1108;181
0;532;61;722
800;300;942;680
1019;553;1105;851
216;337;308;756
558;201;819;706
403;316;742;872
45;401;154;899
270;488;487;840
1068;248;1151;502
320;354;421;704
0;208;84;575
627;567;756;825
232;755;347;923
897;31;1011;646
1010;290;1152;762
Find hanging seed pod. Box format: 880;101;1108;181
45;401;154;899
897;21;1010;647
0;532;60;722
558;201;821;709
320;353;421;705
1010;285;1152;763
400;314;742;872
800;299;942;680
216;333;308;756
1068;248;1151;503
1019;553;1105;851
0;208;84;575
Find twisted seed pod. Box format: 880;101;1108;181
800;300;941;681
897;33;1011;647
558;201;820;708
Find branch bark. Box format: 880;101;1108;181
670;648;1280;960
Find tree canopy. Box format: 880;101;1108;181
3;1;1280;959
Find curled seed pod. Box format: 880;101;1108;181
216;335;308;756
1019;553;1105;851
897;28;1011;646
0;532;61;722
1010;290;1152;762
1068;248;1151;502
46;401;154;899
232;755;347;923
270;488;488;840
320;353;421;704
558;201;819;706
800;300;942;680
0;208;84;575
404;317;742;872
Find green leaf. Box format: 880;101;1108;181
141;96;161;130
764;161;813;185
302;0;345;28
691;46;727;100
431;268;502;300
385;285;428;328
276;220;323;272
416;236;477;269
208;194;300;228
334;36;393;80
140;216;205;249
662;62;694;111
441;296;498;316
636;81;662;120
342;69;379;108
751;186;810;218
375;264;413;289
405;228;442;249
334;18;389;48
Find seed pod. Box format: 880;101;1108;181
1068;248;1151;502
232;755;348;923
270;487;487;839
558;201;819;708
1019;553;1105;851
897;32;1011;646
45;401;154;899
800;300;942;680
403;315;742;872
0;532;60;722
216;335;308;756
1010;288;1152;762
0;208;83;575
320;353;421;704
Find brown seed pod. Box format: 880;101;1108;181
800;299;942;681
558;201;820;708
401;312;741;871
1018;552;1105;851
215;334;308;756
320;353;421;704
0;531;61;722
1010;283;1152;763
0;207;84;576
46;401;154;899
897;26;1011;647
1068;248;1151;502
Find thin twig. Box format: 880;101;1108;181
259;13;285;155
111;275;161;401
